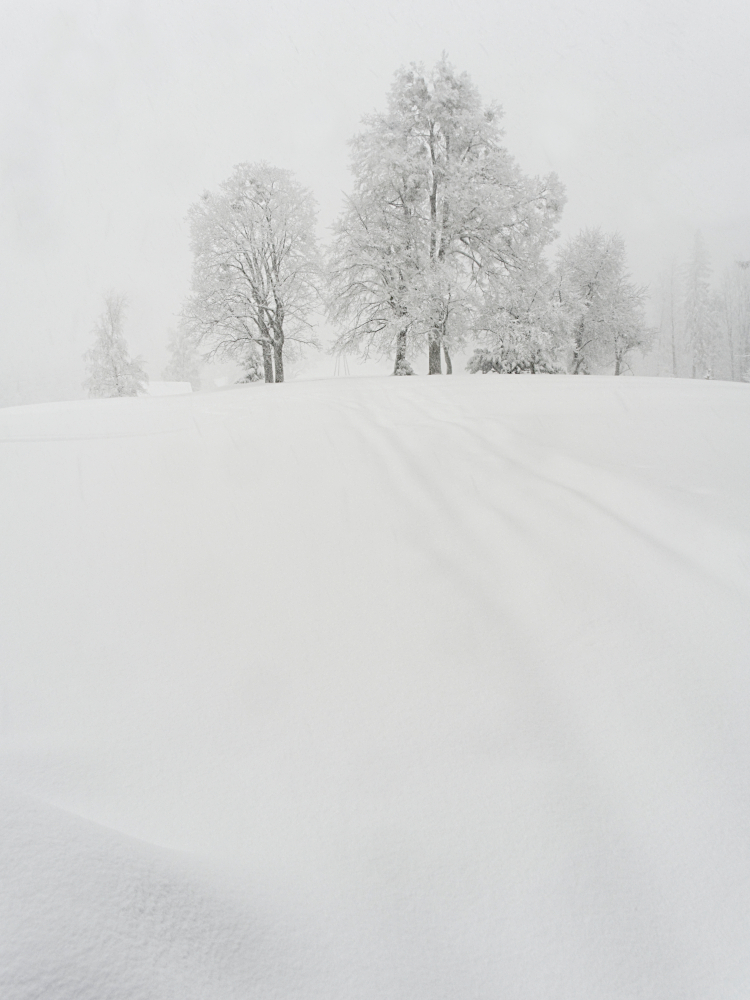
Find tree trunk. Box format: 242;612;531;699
394;327;408;374
614;356;621;375
273;337;284;383
261;340;274;383
572;319;585;374
428;338;442;374
443;344;452;374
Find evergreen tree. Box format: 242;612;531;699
83;294;148;398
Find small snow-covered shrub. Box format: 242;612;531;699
394;358;415;376
466;345;565;375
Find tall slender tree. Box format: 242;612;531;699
184;163;321;383
719;260;750;381
328;56;565;374
683;232;717;379
653;259;685;377
83;294;148;398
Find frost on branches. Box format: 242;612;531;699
555;229;651;375
722;260;750;381
467;266;567;374
83;294;148;398
183;163;321;384
684;232;719;380
162;327;202;390
327;56;565;375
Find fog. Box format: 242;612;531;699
1;0;749;404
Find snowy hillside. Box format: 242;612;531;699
1;374;750;999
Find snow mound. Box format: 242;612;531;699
1;375;749;999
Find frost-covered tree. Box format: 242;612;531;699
651;259;687;377
234;340;266;383
719;260;750;381
327;56;565;374
683;232;718;379
467;263;567;373
162;326;202;390
83;294;148;398
556;229;650;374
183;163;321;383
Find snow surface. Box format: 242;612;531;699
1;374;749;999
146;381;193;396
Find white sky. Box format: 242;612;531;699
1;0;749;402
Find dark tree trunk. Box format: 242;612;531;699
572;319;586;374
394;326;408;374
273;338;284;383
443;344;452;374
614;356;621;375
261;340;274;383
428;338;442;374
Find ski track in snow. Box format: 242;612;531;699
1;374;749;999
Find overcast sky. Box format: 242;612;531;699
1;0;749;402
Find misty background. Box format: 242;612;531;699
1;0;749;405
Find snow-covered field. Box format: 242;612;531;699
1;374;749;999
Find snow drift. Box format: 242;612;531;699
1;374;749;999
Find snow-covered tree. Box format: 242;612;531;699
684;232;718;379
183;163;321;383
556;229;650;375
234;340;265;383
83;294;148;398
651;259;687;377
719;260;750;381
162;326;202;390
467;263;567;373
327;56;565;374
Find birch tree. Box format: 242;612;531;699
184;163;321;383
328;56;565;374
83;294;148;398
